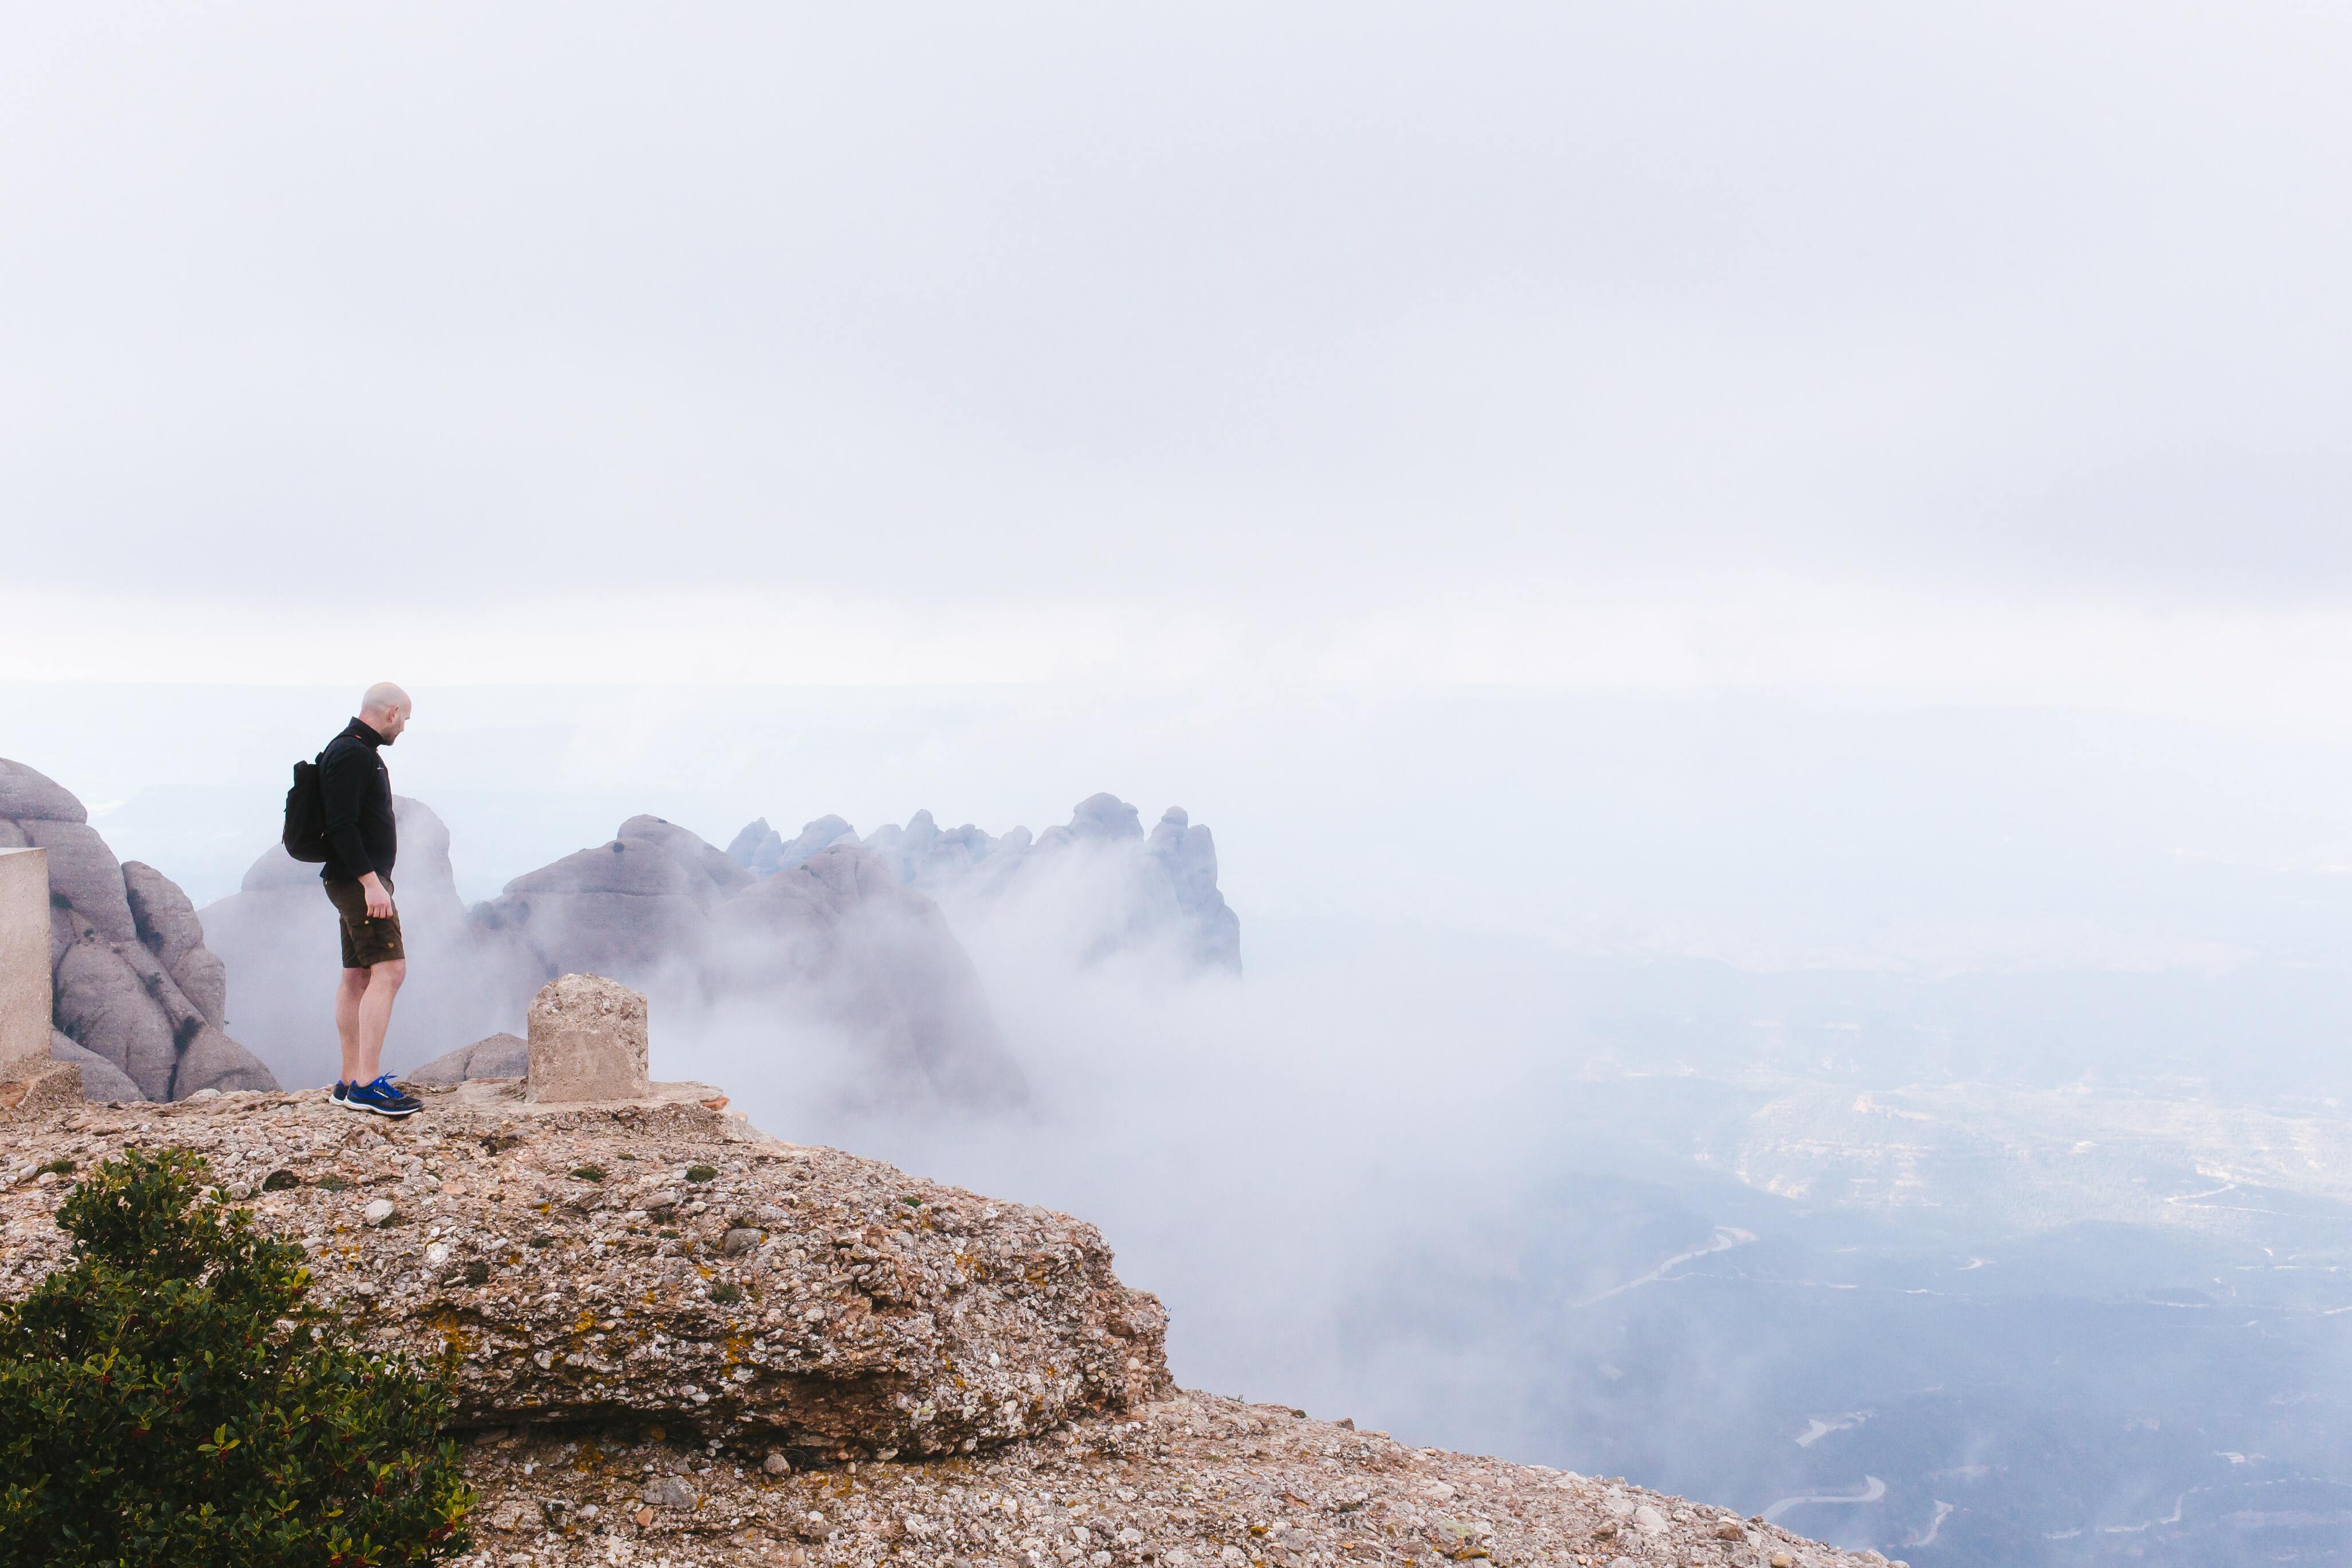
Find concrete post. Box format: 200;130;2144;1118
1;847;77;1115
0;848;49;1079
525;973;651;1103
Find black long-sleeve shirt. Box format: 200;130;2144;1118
319;717;397;883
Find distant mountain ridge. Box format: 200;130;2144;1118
726;791;1241;974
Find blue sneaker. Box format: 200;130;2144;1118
340;1073;421;1118
330;1080;349;1107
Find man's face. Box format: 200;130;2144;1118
371;705;411;743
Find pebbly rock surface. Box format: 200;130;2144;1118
0;1088;1169;1460
1;756;276;1101
439;1394;1880;1568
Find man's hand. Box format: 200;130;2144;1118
359;872;394;920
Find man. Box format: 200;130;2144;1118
320;682;421;1118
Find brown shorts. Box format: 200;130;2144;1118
324;876;405;969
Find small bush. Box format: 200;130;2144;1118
34;1159;72;1178
318;1174;351;1193
709;1283;741;1305
527;1236;553;1249
460;1261;491;1287
261;1170;300;1192
0;1147;474;1566
684;1165;716;1183
570;1165;605;1183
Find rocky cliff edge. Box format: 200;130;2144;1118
0;1089;1876;1568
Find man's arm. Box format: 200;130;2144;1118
319;745;392;916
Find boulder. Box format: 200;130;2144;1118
109;938;209;1053
169;1024;280;1099
168;948;229;1030
49;1030;140;1101
525;974;650;1103
406;1031;530;1086
0;759;85;824
51;939;178;1100
121;860;206;973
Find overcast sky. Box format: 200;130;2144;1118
6;4;2352;722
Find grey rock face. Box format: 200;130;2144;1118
0;759;85;824
121;861;205;973
2;755;279;1104
52;939;180;1100
620;815;754;901
473;838;709;981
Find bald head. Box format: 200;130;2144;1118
359;682;411;744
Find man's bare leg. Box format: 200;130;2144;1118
336;967;370;1084
350;958;406;1085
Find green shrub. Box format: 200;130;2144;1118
0;1147;474;1566
34;1159;72;1178
569;1165;605;1183
709;1283;741;1304
684;1165;716;1183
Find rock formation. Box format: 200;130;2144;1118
201;807;1027;1110
0;1089;1869;1568
0;758;278;1101
728;793;1244;974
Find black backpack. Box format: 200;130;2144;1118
282;754;330;863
